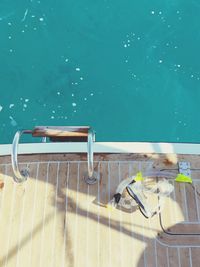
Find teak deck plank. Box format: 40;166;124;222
0;153;200;267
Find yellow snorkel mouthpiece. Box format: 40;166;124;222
175;174;192;184
134;172;144;182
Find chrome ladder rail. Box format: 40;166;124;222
84;129;99;185
11;126;99;184
11;130;32;183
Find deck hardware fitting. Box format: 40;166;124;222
178;162;191;177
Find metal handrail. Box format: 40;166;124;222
11;126;99;184
84;129;99;184
87;130;94;178
11;130;32;183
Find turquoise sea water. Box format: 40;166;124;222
1;1;200;144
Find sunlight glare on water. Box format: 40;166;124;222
0;0;200;143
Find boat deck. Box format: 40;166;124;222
0;153;200;267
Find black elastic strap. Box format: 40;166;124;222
113;193;121;203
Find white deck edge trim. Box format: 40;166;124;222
1;142;200;156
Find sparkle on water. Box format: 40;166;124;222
0;1;200;143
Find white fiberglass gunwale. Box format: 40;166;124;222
1;142;200;156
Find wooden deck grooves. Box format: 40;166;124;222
0;153;200;267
